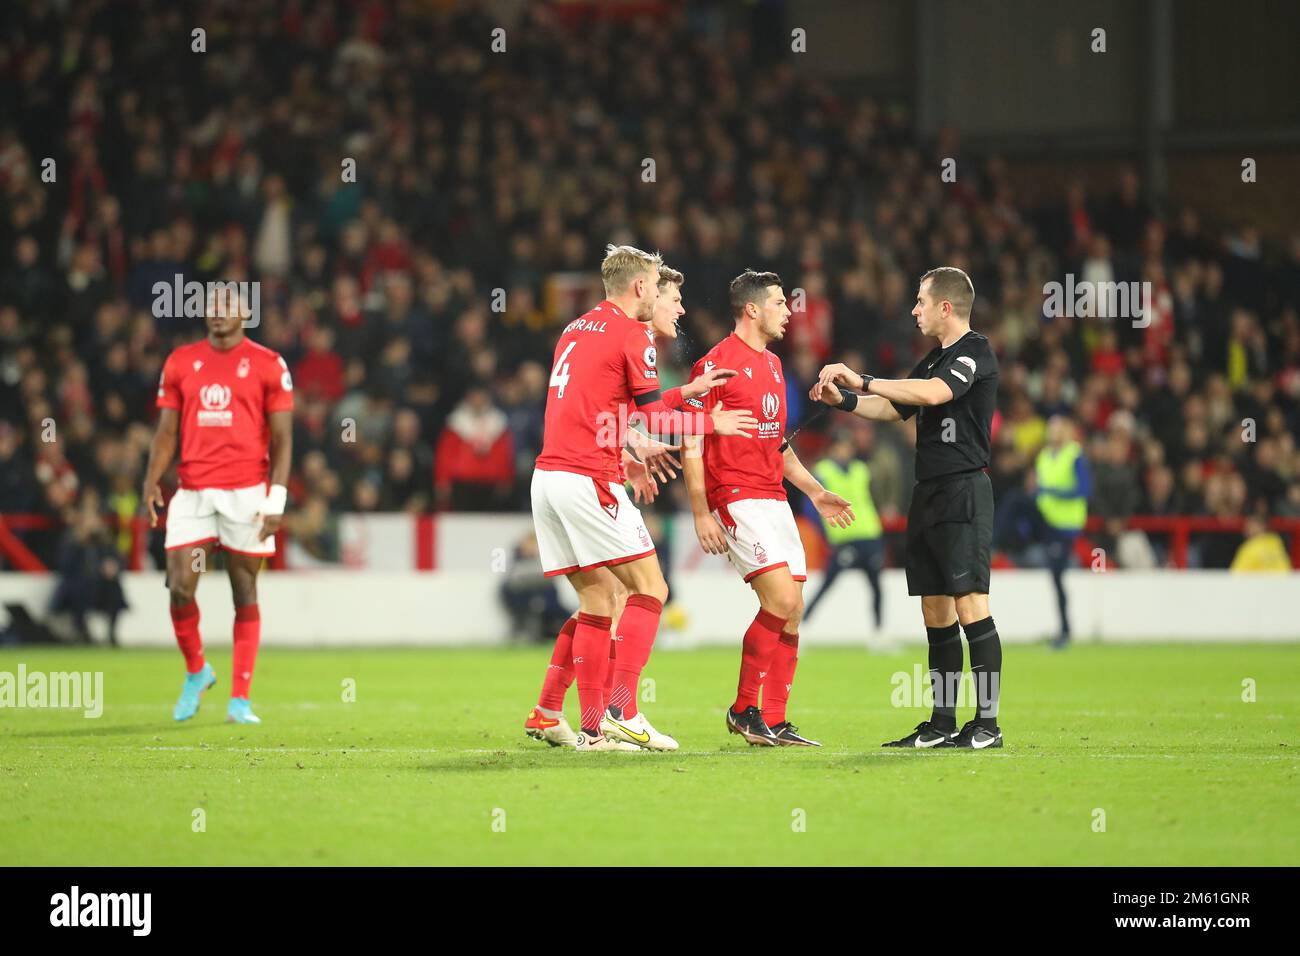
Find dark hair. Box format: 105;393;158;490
729;269;782;316
919;267;975;318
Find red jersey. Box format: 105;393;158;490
688;333;788;510
157;337;294;489
535;301;663;483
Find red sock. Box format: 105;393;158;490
170;599;204;673
609;594;662;718
538;617;578;711
572;612;612;733
603;634;617;700
231;604;260;699
761;631;800;727
733;608;787;713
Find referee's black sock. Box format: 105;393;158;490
925;621;962;732
963;616;1001;730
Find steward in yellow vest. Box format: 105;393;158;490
804;438;886;629
1035;416;1091;649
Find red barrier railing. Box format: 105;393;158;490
0;514;286;572
3;513;1298;572
874;515;1300;569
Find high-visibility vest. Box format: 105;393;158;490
812;458;882;544
1035;441;1087;531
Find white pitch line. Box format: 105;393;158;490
8;744;1295;761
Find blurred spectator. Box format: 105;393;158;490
47;490;128;644
499;532;570;643
434;386;513;511
1230;515;1291;572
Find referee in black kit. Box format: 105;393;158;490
810;267;1003;749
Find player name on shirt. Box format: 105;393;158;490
563;318;609;334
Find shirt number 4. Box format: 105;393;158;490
550;341;576;398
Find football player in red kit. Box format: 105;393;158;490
529;245;757;751
683;270;856;746
524;264;690;749
142;288;293;724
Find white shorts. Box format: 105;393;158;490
531;469;655;576
713;497;807;584
164;484;276;557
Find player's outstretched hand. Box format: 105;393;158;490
625;458;659;504
809;380;843;406
813;363;862;400
683;366;738;398
142;482;165;527
694;513;729;555
813;489;856;528
710;406;759;437
641;439;682;482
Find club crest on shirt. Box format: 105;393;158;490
237;357;250;378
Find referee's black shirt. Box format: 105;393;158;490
890;329;999;482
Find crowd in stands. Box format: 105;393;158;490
2;0;1299;573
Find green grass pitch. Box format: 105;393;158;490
1;642;1297;866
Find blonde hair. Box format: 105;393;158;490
601;244;662;296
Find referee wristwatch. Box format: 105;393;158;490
858;372;875;392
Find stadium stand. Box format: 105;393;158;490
2;0;1298;574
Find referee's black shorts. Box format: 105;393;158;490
904;469;994;597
